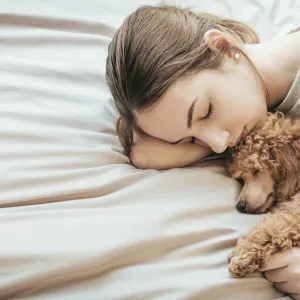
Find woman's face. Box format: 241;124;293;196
136;57;268;153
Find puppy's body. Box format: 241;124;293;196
227;112;300;277
229;193;300;278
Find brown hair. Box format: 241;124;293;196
106;5;269;157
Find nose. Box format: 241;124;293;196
199;129;229;153
236;201;247;213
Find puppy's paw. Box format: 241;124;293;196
228;249;261;278
228;239;267;278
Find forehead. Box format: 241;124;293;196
136;84;189;136
136;73;209;141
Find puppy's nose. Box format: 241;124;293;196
236;201;247;213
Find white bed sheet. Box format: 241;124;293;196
0;0;299;299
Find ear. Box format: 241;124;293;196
203;29;237;58
291;139;300;158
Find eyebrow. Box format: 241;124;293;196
187;98;197;129
169;98;198;145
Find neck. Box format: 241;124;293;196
243;32;300;109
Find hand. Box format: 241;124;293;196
262;248;300;299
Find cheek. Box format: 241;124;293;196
213;93;244;125
214;85;264;121
231;97;267;127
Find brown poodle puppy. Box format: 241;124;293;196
227;112;300;278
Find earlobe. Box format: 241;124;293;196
234;53;241;60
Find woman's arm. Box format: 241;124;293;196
130;135;213;170
262;248;300;298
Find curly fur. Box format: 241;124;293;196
228;112;300;204
227;112;300;277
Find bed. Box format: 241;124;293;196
1;0;299;299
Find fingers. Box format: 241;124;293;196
264;265;294;282
261;249;296;271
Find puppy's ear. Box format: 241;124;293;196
291;139;300;154
291;132;300;141
289;117;300;140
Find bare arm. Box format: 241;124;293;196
130;136;213;170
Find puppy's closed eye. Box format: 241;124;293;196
236;177;244;185
253;170;260;177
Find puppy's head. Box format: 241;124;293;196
228;167;276;214
227;112;293;214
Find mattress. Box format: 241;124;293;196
0;0;299;299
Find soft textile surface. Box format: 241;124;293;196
1;0;299;299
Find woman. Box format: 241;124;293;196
106;5;300;299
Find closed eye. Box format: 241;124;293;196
236;177;244;184
171;101;213;145
253;170;260;176
200;103;214;121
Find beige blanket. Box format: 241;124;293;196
1;0;299;299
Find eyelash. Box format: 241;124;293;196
201;103;214;121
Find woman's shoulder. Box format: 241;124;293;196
274;69;300;118
272;26;300;118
